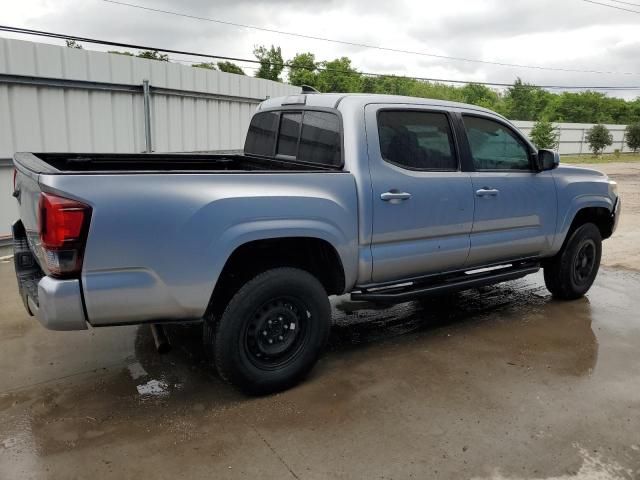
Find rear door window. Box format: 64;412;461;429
377;110;458;171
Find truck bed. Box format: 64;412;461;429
14;152;341;174
12;150;359;328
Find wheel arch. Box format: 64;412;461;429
552;199;614;255
206;235;347;317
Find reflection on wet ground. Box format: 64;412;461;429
0;263;639;479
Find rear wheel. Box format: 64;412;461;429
207;267;331;395
544;223;602;300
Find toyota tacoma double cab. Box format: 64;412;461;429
12;93;620;394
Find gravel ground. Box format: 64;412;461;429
577;162;640;271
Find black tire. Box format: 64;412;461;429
544;223;602;300
207;267;331;395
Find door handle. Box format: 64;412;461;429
380;191;412;201
475;188;499;197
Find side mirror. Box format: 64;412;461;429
536;149;560;171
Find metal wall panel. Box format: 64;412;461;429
0;37;300;238
512;120;629;155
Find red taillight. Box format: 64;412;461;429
38;193;91;277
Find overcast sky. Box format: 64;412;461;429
3;0;640;99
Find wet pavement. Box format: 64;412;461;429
0;259;639;479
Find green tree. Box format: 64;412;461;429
629;98;640;124
409;81;465;102
288;52;318;88
368;75;417;96
254;45;284;81
192;62;216;70
530;120;560;149
137;50;169;62
503;78;552;121
217;61;245;75
316;57;361;92
65;39;83;49
460;83;501;110
586;124;613;155
544;91;611;123
625;123;640;152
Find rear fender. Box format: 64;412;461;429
211;218;356;290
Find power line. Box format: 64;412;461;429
169;57;259;71
1;25;640;91
582;0;640;13
608;0;640;7
102;0;640;76
0;25;259;63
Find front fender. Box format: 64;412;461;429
551;195;614;253
550;165;615;254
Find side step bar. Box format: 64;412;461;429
351;262;540;302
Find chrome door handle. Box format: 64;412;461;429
380;191;412;201
475;188;499;197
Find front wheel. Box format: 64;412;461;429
207;267;331;395
544;223;602;300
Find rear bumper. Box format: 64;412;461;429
33;277;88;331
13;220;88;331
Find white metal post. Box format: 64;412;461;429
142;79;152;153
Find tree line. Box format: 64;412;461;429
225;44;640;127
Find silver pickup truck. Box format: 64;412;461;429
12;93;620;394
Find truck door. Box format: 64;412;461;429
365;105;475;284
458;113;557;267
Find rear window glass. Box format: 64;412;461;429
244;111;278;156
245;109;342;167
298;111;341;166
276;112;302;157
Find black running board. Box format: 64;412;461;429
351;263;540;302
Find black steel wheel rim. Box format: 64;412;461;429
572;239;596;285
243;296;310;370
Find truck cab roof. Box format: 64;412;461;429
258;92;506;120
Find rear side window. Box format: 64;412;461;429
377;111;457;171
245;110;342;167
298;111;341;166
244;111;278;156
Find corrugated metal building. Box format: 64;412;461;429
0;37;300;241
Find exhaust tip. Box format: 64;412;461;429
150;324;171;354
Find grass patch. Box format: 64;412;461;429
562;153;640;164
